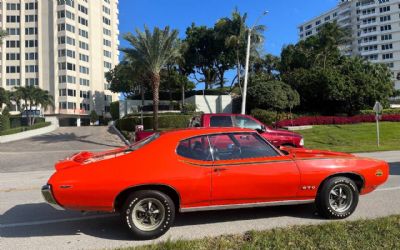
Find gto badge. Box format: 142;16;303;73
376;169;384;177
301;186;316;190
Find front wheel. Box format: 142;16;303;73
122;190;175;240
316;177;359;219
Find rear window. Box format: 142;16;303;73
210;116;233;127
176;136;212;161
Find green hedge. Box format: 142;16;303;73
0;122;51;136
251;109;297;126
116;115;192;132
110;101;120;120
359;109;400;115
0;114;10;132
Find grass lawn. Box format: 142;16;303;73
298;122;400;153
120;215;400;250
0;122;51;136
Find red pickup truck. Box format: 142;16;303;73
135;113;304;148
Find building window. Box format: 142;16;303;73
382;44;393;50
381;34;392;40
382;53;393;60
80;78;90;86
6;53;20;60
79;66;90;74
6;3;20;10
306;31;312;36
25;27;38;35
324;16;331;21
78;16;88;26
104;50;112;58
103;28;111;36
6;40;20;48
79;29;89;38
7;28;20;35
381;24;392;31
6;66;20;73
380;6;391;13
78;4;88;15
315;20;321;26
26;78;39;86
6;16;20;23
79;53;89;62
25;2;38;10
362;8;376;15
103;17;111;25
103;39;111;47
80;91;90;99
6;79;21;86
25;65;39;73
79;41;89;50
380;15;391;22
25;52;39;60
104;61;112;69
25;40;38;48
25;15;38;22
57;0;74;8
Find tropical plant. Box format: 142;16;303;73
215;8;266;91
0;87;11;112
90;110;99;124
13;86;54;126
0;29;7;45
122;26;180;130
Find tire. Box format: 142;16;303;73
121;190;175;240
315;177;359;219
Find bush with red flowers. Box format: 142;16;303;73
276;114;400;128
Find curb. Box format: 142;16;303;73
0;124;57;143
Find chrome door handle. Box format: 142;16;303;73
214;167;228;172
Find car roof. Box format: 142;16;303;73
160;127;255;139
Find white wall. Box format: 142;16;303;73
189;95;232;114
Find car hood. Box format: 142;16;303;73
280;147;355;159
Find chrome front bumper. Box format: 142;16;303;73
41;184;64;210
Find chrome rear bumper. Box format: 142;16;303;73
41;185;64;210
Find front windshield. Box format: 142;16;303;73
129;133;160;151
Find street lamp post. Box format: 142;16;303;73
241;11;268;115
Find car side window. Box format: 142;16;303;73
209;133;279;160
234;116;262;130
176;136;212;161
210;116;233;127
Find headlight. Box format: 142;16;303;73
300;138;304;146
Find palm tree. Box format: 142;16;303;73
216;9;266;92
13;86;54;126
0;29;7;45
0;87;11;112
122;26;180;130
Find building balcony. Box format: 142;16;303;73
337;14;351;23
360;49;380;56
358;2;377;11
359;21;377;29
359;39;380;46
338;7;351;16
360;12;377;19
359;30;379;38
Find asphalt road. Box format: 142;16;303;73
0;128;399;249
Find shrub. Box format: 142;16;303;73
116;115;192;132
0;114;10;132
251;109;297;126
90;110;99;124
0;122;50;136
276;114;400;127
110;101;120;120
359;109;400;115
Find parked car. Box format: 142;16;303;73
136;113;304;148
42;127;389;240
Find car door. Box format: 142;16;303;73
175;135;213;208
209;132;300;206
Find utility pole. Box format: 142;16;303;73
241;11;268;115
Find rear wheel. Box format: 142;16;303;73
121;190;175;240
316;177;359;219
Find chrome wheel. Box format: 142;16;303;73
131;198;166;232
329;184;353;213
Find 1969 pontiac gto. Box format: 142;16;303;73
42;127;389;239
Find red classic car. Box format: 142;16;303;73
42;127;389;240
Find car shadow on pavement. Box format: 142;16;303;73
390;162;400;175
0;202;319;241
30;132;122;148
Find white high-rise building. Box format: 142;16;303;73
299;0;400;91
0;0;119;122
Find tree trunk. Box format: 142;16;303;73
236;51;242;94
151;73;160;131
141;83;145;125
181;84;185;107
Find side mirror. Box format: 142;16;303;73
256;125;266;133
